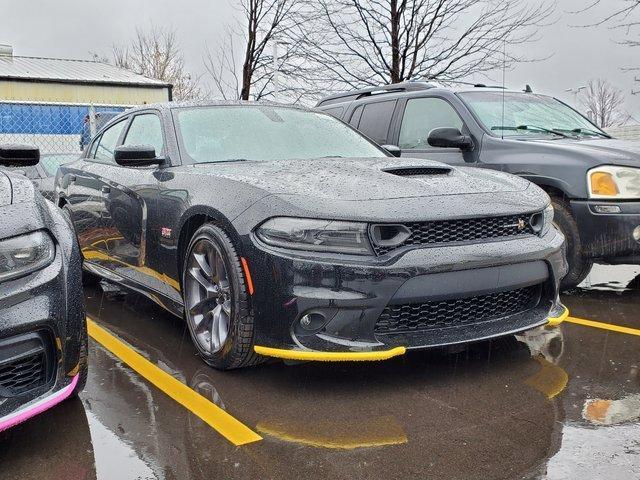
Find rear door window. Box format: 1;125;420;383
355;101;396;144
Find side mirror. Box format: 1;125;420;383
427;128;473;150
114;145;162;167
0;144;40;167
381;144;402;158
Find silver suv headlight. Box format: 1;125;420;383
256;217;373;255
0;231;55;282
588;166;640;199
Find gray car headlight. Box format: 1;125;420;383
0;231;55;282
256;218;373;255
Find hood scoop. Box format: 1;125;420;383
382;166;452;177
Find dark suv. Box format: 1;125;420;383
317;82;640;288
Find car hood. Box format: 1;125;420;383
186;157;530;201
525;138;640;167
0;171;11;206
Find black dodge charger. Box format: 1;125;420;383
55;102;568;370
0;145;87;432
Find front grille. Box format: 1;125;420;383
0;351;48;396
371;214;536;256
375;286;540;335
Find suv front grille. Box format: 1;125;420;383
375;286;540;335
371;214;537;256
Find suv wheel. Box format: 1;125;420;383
182;223;262;370
551;197;593;289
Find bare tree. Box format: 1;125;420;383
581;79;629;128
285;0;555;98
204;0;300;101
113;26;205;101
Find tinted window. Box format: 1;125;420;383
93;120;127;164
322;106;344;119
356;101;396;144
174;106;385;163
124;114;164;155
399;98;464;149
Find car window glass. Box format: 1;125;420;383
93;120;127;164
349;105;363;127
89;136;100;158
322;106;344;119
175;106;385;163
124;114;164;155
356;101;396;144
399;98;464;149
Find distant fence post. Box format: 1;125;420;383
89;104;97;137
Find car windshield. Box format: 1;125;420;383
458;91;607;138
174;105;386;163
41;154;78;176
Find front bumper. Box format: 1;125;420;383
245;228;568;357
0;202;86;426
571;200;640;263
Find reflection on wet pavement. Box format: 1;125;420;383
1;264;639;479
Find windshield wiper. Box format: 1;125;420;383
491;125;569;138
567;128;611;139
194;158;250;165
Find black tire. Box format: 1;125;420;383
71;322;89;397
60;205;101;287
551;197;593;289
182;223;262;370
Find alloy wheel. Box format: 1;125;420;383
185;238;232;354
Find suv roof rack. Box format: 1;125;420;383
317;81;437;107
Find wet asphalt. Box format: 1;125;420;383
1;264;639;480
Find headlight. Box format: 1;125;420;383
588;166;640;199
542;204;554;236
0;231;55;282
256;218;373;255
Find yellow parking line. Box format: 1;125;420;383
86;318;262;446
565;316;640;337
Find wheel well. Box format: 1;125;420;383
177;214;240;286
538;185;567;202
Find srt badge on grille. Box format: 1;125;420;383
503;218;527;231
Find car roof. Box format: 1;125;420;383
316;81;541;108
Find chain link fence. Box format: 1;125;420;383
0;102;127;155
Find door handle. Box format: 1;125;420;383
101;186;111;194
68;175;76;182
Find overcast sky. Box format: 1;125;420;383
2;0;639;119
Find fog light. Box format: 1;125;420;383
594;205;621;214
299;312;326;331
633;226;640;243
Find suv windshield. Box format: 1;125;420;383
458;91;607;138
174;105;386;163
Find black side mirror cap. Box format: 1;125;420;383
114;145;162;167
381;144;402;157
0;144;40;167
427;128;474;150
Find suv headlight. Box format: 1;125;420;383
0;231;55;282
256;217;373;255
588;166;640;199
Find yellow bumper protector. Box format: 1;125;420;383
546;306;569;327
253;345;406;362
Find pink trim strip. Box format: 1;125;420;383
0;374;79;433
